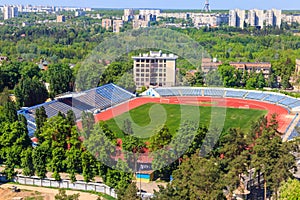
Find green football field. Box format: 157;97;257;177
105;103;267;138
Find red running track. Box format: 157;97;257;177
94;97;293;133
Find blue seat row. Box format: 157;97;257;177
264;94;286;103
225;90;247;98
203;89;224;97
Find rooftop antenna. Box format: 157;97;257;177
203;0;210;12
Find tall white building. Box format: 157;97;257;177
132;50;178;88
229;9;246;29
3;5;18;20
248;9;264;27
265;9;282;28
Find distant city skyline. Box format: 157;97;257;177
1;0;300;10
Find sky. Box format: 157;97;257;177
1;0;300;10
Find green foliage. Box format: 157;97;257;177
14;77;48;107
117;182;141;200
149;125;172;151
44;64;74;97
21;148;35;176
2;101;18;123
81;151;97;182
279;178;300;200
81;111;95;139
32;144;49;179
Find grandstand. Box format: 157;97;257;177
145;87;300;111
18;83;135;137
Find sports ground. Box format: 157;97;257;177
94;96;293;135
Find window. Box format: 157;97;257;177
136;78;139;81
141;69;144;72
141;59;144;62
137;59;140;62
136;64;140;67
146;69;149;72
141;64;144;67
136;69;140;72
146;59;149;63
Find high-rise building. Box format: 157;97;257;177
113;20;124;33
132;51;178;88
248;9;264;27
229;9;246;29
3;5;18;20
265;9;282;28
123;9;134;21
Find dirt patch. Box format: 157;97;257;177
0;184;102;200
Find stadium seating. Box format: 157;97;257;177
279;97;299;107
288;121;300;141
264;94;286;103
225;90;247;98
245;92;267;100
18;83;135;136
203;88;224;97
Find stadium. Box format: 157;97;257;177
18;83;300;142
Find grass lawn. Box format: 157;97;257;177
105;103;267;139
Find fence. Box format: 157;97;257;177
0;174;117;199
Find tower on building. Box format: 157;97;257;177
203;0;210;12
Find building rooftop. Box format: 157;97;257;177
132;50;178;59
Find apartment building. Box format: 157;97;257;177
229;62;271;78
229;9;246;29
132;51;178;88
101;18;112;30
192;13;229;27
3;5;18;20
201;58;222;74
265;9;282;28
229;9;282;29
113;20;124;33
248;9;264;27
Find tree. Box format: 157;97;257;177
154;154;225;199
14;77;48;107
205;70;223;87
105;160;133;191
2;101;17;123
35;106;48;138
81;111;95;139
66;110;76;126
32;144;49;179
45;64;74;97
21;148;35;176
118;182;141;200
218;64;240;87
149;125;172;151
81;151;97;182
123;119;133;135
279;178;300;200
251;126;297;199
